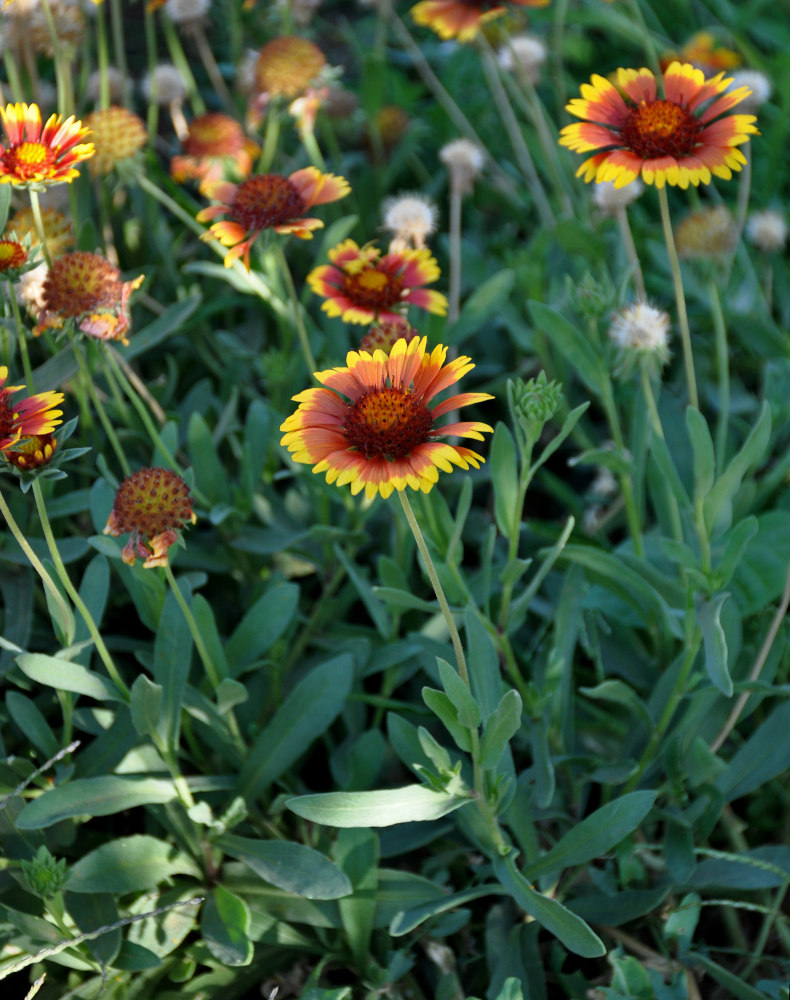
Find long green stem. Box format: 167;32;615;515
600;381;644;557
0;486;74;644
658;187;698;408
27;189;53;269
31;480;130;699
160;14;206;115
624;0;662;79
708;278;730;467
5;280;35;390
617;205;646;301
273;242;317;374
71;336;132;476
163;563;221;689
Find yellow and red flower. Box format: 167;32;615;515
0;103;94;186
281;336;493;500
4;433;57;471
0;237;28;277
171;113;259;193
103;467;196;569
559;61;758;189
35;251;143;343
411;0;550;43
0;366;64;453
307;239;448;325
197;166;350;270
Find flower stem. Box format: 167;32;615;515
31;479;130;699
658;186;698;409
70;335;132;477
27;189;53;269
163;563;220;688
617;205;646;302
708;277;730;467
5;279;35;390
273;242;317;374
0;485;74;645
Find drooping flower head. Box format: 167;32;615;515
559;61;759;189
411;0;549;43
103;467;196;569
84;107;147;174
197;167;350;269
0;103;94;186
254;36;326;99
171;113;258;192
35;251;143;343
280;336;493;499
307;239;448;325
0;366;64;453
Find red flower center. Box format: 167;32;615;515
185;114;245;156
43;252;122;317
110;467;194;537
1;141;55;179
0;239;27;271
229;175;306;231
620;100;702;159
344;387;433;459
343;268;404;311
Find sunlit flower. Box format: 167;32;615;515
103;466;196;569
4;433;57;470
0;366;64;452
171;113;258;191
254;36;326;99
280;336;493;499
197;167;350;270
359;317;418;354
676;204;736;260
382;193;438;250
84;106;147;174
411;0;549;42
8;204;75;257
0;103;94;187
560;62;759;189
440;138;484;193
35;251;143;343
307;239;448;325
746;209;787;253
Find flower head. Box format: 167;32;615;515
0;103;94;187
35;251;143;343
0;366;64;452
307;239;448;325
280;336;493;499
675;204;736;260
87;67;126;105
746;209;787;253
592;177;644;213
560;62;759;189
171;113;258;191
4;433;57;471
141;64;187;105
382;193;438;250
103;466;196;569
497;34;547;83
608;302;671;372
163;0;211;24
0;237;29;278
664;31;740;75
197;167;350;270
359;317;418;355
254;36;326;99
440;138;484;193
411;0;549;43
727;70;772;113
8;204;75;257
84;107;147;174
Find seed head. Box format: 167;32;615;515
497;34;546;84
382;193;438;250
746;209;787;253
440;138;484;194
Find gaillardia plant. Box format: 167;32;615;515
280;335;493;499
0;366;64;451
0;102;95;186
559;61;758;188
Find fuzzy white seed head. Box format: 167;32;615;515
440;138;484;194
592;178;644;213
497;35;546;83
728;69;772;113
609;303;670;360
746;210;787;253
141;64;187;105
86;67;126;104
382;193;438;250
163;0;211;24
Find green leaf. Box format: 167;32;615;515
0;185;12;231
192;595;229;681
715;700;790;801
187;412;231;505
152;582;193;748
335;545;391;638
15;653;123;702
236;654;353;801
479;690;523;769
5;692;59;758
450;269;515;345
493;855;605;958
390;884;505;935
686;407;715;501
422;688;472;751
521;791;657;881
124;294;201;361
240;399;271;502
218;834;352;899
287;784;474;828
704;401;771;533
715;516;758;589
438;658;481;728
698;593;733;696
334;828;378;968
580;680;655;734
528;301;606;395
16;776;178;829
65;892;121;966
226;581;299;675
464;609;503;719
533;403;590;474
129;674;165;745
67;835;200;893
491;423;519;537
201;885;253;967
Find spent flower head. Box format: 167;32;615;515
84;106;147;175
440;138;484;194
254;36;326;99
608;302;671;377
497;34;547;83
104;466;197;569
140;64;187;105
675;204;736;261
746;209;787;254
359;317;418;355
382;192;438;250
592;178;644;214
727;70;772;113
